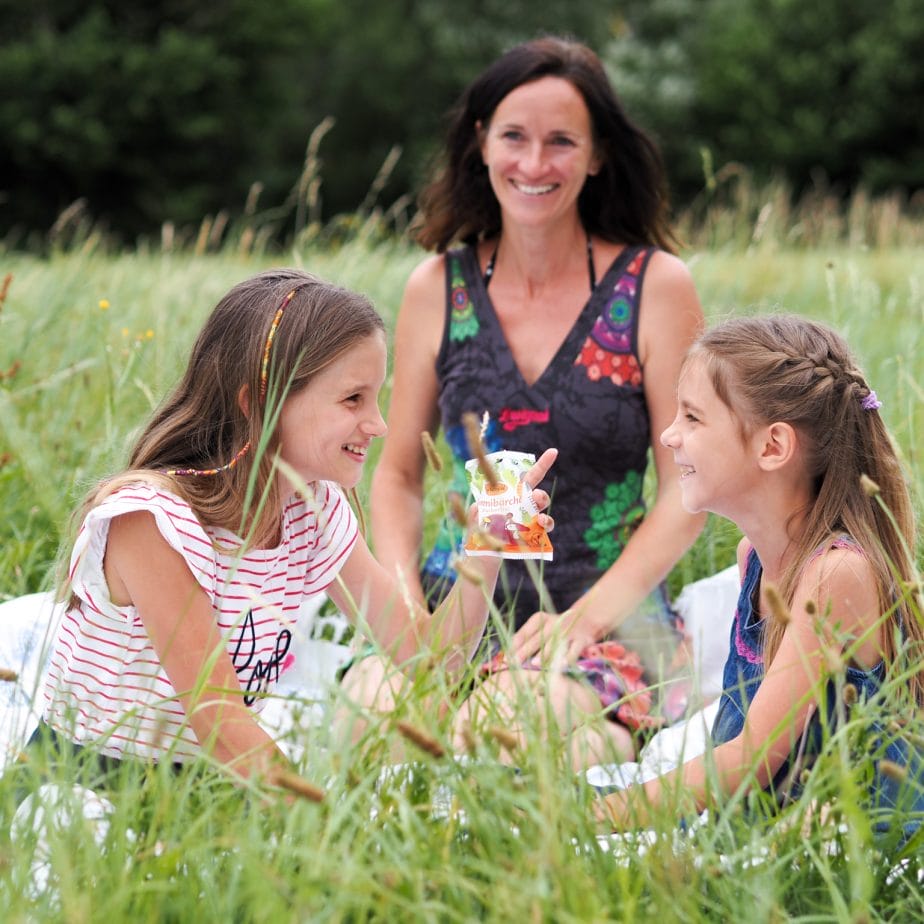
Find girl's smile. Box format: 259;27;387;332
660;359;759;519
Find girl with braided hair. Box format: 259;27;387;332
601;314;923;837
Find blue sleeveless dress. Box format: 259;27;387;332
421;243;680;675
712;544;924;838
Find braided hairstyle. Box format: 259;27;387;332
689;314;921;701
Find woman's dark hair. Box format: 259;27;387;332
416;36;677;253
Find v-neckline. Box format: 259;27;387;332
469;244;637;391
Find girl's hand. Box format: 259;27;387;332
466;447;558;532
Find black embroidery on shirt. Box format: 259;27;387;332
231;609;292;707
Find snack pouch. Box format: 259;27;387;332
463;450;553;560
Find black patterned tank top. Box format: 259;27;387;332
422;243;658;630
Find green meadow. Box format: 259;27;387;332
0;192;922;920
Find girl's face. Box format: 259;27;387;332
660;358;761;519
276;332;387;490
479;76;600;229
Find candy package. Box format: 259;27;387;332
463;450;553;560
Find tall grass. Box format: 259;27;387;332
0;184;923;920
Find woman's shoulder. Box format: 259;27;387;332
403;243;484;298
642;248;698;291
404;252;448;297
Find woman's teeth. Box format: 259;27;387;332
514;181;556;195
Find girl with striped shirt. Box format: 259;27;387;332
36;269;555;782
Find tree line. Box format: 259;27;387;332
1;0;921;247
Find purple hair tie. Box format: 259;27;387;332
861;390;882;411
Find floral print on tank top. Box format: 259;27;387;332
423;243;676;651
448;253;480;342
574;249;645;387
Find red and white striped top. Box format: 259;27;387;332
42;481;357;762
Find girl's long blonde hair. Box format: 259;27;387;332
690;315;922;702
65;269;384;582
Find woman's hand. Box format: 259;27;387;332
507;605;601;667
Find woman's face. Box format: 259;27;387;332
479;76;600;230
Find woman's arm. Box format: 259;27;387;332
369;255;446;605
104;511;284;779
603;547;882;827
510;251;706;663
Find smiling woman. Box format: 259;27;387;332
477;76;602;237
361;35;707;769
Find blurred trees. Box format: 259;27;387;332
607;0;924;203
1;0;921;245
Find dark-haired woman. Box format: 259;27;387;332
366;37;705;766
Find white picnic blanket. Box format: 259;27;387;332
0;591;349;770
0;592;66;768
0;563;740;773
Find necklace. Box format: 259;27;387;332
483;233;596;292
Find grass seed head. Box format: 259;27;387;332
460;722;478;756
821;644;845;674
448;491;468;526
878;759;908;782
764;582;790;626
421;430;443;472
453;558;485;586
486;725;519;752
271;768;326;802
0;667;19;683
842;683;858;706
396;720;446;758
472;528;505;551
860;473;880;497
461;411;501;487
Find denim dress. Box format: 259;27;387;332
711;545;924;838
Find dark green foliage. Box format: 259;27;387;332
1;0;922;242
609;0;924;204
0;0;608;243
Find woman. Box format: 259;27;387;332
364;37;705;766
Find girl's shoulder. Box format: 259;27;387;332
70;481;217;614
793;536;880;653
799;536;875;598
735;536;753;583
88;480;199;527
